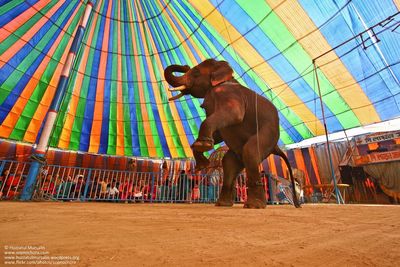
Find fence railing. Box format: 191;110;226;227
0;159;295;204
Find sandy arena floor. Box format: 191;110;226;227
1;202;399;266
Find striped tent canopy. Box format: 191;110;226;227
1;0;400;158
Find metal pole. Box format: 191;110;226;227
21;1;96;200
313;60;343;204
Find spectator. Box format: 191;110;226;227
2;170;24;199
98;178;109;199
108;182;119;200
0;169;10;198
208;169;220;202
74;174;85;198
42;174;55;195
132;180;143;201
178;170;189;202
57;176;74;199
191;181;200;202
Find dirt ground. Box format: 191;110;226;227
1;202;399;267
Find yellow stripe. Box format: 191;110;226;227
88;0;112;153
129;1;157;156
132;0;194;157
58;0;102;149
394;0;400;10
133;9;179;157
189;0;325;136
266;0;380;125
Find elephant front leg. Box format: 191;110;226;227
192;131;222;171
216;150;244;207
193;109;243;152
193;151;210;171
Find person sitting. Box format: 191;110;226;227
98;178;109;199
108;182;119;200
132;180;144;201
0;169;10;199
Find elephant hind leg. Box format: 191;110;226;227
242;134;276;209
216;150;244;207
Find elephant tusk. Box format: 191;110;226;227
168;92;184;101
168;85;186;91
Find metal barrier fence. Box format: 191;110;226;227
0;159;294;204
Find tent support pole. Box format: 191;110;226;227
21;1;96;200
313;60;344;204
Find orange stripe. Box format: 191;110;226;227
116;0;124;155
88;0;111;153
146;1;208;157
0;0;66;68
0;5;80;140
308;147;322;184
133;6;180;158
0;0;51;43
58;4;101;149
293;149;312;190
23;4;85;143
128;1;156;156
267;155;277;176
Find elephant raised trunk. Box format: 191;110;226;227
164;64;190;101
164;64;190;87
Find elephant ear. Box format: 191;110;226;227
210;61;233;86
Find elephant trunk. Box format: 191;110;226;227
164;64;190;87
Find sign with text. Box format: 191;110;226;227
355;131;400;145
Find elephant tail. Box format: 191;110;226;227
273;146;301;208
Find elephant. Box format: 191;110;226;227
164;59;300;208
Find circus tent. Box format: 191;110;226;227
1;0;400;159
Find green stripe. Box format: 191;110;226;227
120;1;133;156
0;0;25;16
129;4;149;156
146;1;186;157
69;0;105;151
9;1;83;141
238;0;360;129
50;4;89;148
161;3;211;148
178;2;300;144
0;1;59;106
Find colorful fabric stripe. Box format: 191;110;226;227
1;0;399;158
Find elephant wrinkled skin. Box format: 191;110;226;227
164;59;300;208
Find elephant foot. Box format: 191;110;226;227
216;189;234;207
192;138;214;152
244;183;266;209
215;199;234;207
243;199;266;209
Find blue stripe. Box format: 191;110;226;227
136;3;170;157
98;0;112;154
122;1;140;156
78;0;107;152
299;0;400;121
212;0;344;134
0;1;78;125
0;0;37;27
179;1;305;142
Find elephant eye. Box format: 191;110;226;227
192;68;201;77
